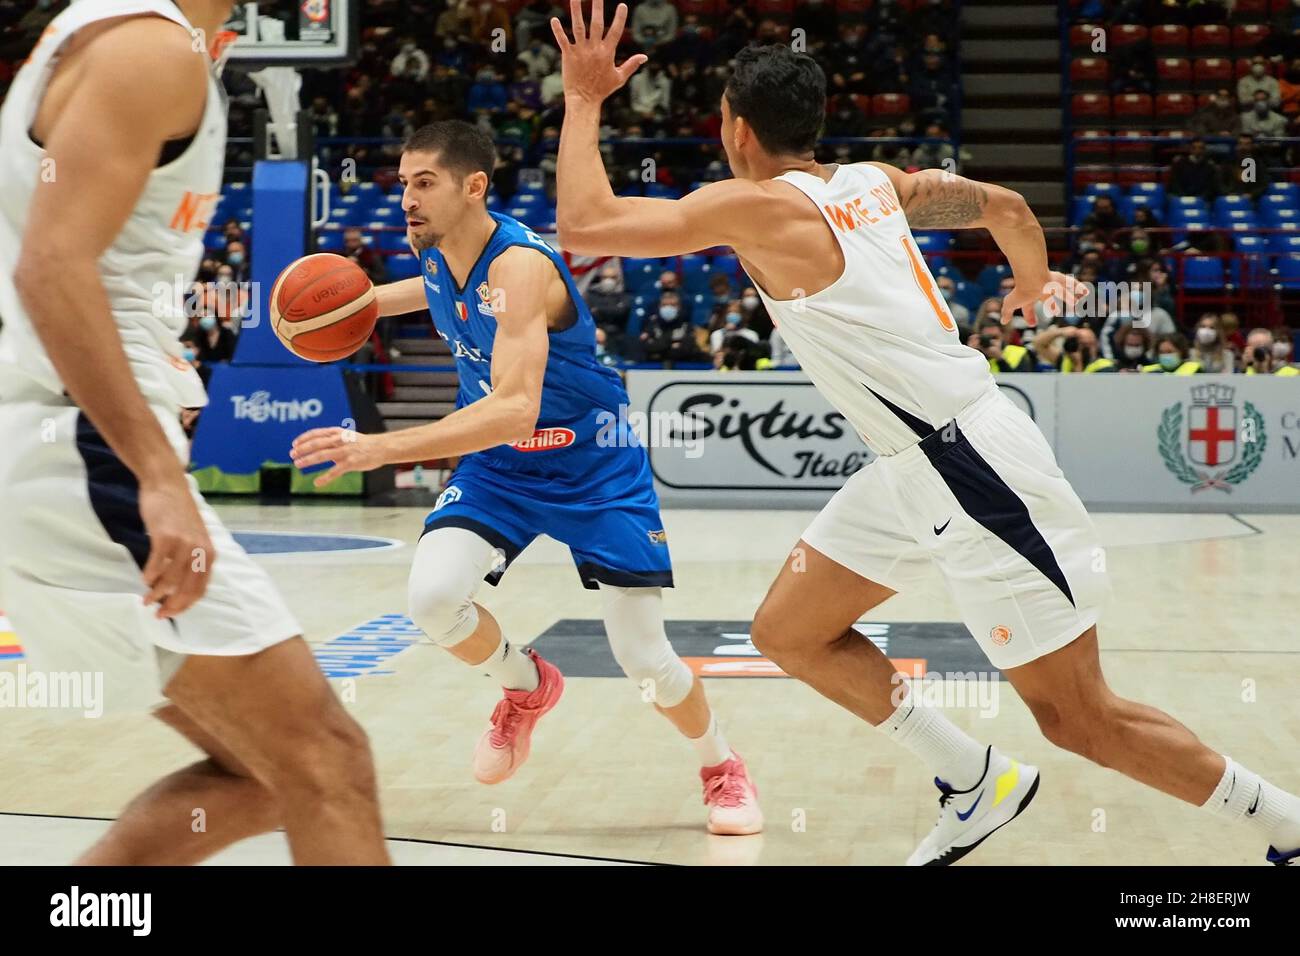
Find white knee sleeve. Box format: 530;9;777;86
600;585;694;708
407;527;502;647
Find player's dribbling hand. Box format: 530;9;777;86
291;427;386;487
139;476;215;619
1001;270;1089;327
551;1;647;104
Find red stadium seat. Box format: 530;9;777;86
1233;24;1271;52
1235;0;1269;19
835;0;874;15
1155;93;1196;128
1111;25;1149;48
1235;57;1255;79
849;93;872;116
1113;93;1153;122
872;93;910;116
1156;58;1192;89
1070;58;1110;90
677;0;721;17
1070;93;1111;121
1073;129;1112;162
753;0;795;15
1070;24;1103;53
1195;92;1217;110
1193;57;1233;90
1073;168;1112;190
1117;168;1161;187
1151;25;1189;52
1191;25;1231;54
1270;0;1291;11
1113;128;1155;162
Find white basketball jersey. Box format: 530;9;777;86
752;164;992;456
0;0;227;409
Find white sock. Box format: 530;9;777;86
691;713;732;768
467;633;539;692
1201;755;1300;853
877;688;990;792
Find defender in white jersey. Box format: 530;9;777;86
551;5;1300;866
0;0;387;864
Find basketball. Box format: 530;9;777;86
270;253;378;362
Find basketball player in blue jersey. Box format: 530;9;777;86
291;121;762;835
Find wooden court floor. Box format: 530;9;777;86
1;507;1297;865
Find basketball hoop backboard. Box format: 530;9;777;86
221;0;358;69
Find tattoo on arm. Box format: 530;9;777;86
902;174;990;228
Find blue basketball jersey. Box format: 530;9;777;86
418;212;632;475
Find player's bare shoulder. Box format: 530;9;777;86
75;15;208;132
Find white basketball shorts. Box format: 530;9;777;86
0;385;300;712
803;383;1111;670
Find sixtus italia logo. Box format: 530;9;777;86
643;381;869;489
1158;384;1265;492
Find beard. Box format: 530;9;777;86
408;228;442;251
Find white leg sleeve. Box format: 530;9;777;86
600;585;694;708
407;526;504;648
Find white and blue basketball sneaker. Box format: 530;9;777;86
906;746;1040;866
1266;845;1300;865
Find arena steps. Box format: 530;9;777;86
959;0;1066;225
380;336;458;431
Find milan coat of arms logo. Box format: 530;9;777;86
1158;384;1265;492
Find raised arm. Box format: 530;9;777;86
14;16;215;618
291;245;552;484
551;1;755;257
870;163;1085;321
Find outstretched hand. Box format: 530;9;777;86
551;0;648;105
1001;270;1089;328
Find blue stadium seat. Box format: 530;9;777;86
350;182;380;199
680;254;712;294
486;194;503;211
1232;236;1270;287
645;183;682;199
326;206;364;227
1128;181;1166;208
623;258;663;293
1270;232;1300;254
387;254;420;280
977;264;1011;295
315;231;343;252
1272;254;1300;289
954;280;983;313
1262;206;1300;226
1083;182;1122;199
512;192;545;209
1214;195;1253;214
1215;208;1258;229
712;254;740;280
515;180;546;195
689;293;711;326
1071;196;1095;225
1169;219;1212;244
625;307;646;339
378;231;411;253
631;294;652;313
1264;182;1300;202
913;231;953;256
1181;256;1225;290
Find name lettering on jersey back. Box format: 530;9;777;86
169;191;221;234
824;185;901;232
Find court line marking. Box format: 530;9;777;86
232;529;406;554
0;811;657;866
1226;513;1266;536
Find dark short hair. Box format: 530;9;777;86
403;120;495;180
725;44;826;155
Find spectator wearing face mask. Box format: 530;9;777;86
707;271;738;312
708;301;760;355
1190;313;1236;372
1238;57;1280;110
736;285;771;339
632;0;679;48
1242;326;1300;376
641;290;703;365
1242;90;1288;138
1271;327;1299;374
1191;89;1241;139
184;311;236;365
585;262;632;336
1169;138;1225;201
1112;322;1153;371
1142;333;1201;374
934;275;970;326
223;240;248;282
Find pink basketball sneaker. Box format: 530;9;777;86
472;649;564;785
701;753;763;835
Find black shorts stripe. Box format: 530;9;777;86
575;563;674;591
865;384;935;439
421;515;526;587
75;412;149;569
919;424;1076;607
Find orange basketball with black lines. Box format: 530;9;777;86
270;253;378;362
